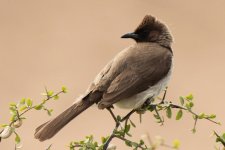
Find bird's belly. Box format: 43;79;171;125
115;67;172;109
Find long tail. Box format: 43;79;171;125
34;92;100;141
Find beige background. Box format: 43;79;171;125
0;0;225;149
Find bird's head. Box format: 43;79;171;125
121;15;173;47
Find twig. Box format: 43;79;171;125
121;109;136;122
46;144;52;150
161;87;168;103
170;104;220;124
103;109;121;150
114;135;146;149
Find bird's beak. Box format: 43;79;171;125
121;32;140;40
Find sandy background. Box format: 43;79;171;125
0;0;225;149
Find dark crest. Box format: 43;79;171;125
121;15;172;47
134;15;165;42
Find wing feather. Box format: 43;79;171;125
96;43;172;109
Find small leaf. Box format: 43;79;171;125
15;133;20;144
10;115;17;122
185;103;191;110
139;139;144;145
34;104;43;110
20;98;26;104
129;119;136;128
1;124;8;128
124;124;130;133
166;107;172;119
222;133;225;140
9;102;17;107
116;115;121;121
172;139;181;149
125;141;132;147
186;94;193;101
94;141;98;147
62;86;67;93
53;95;59;100
209;114;216;119
19;106;27;111
9;106;16;111
47;91;54;97
192;128;196;133
189;102;194;108
9;109;17;115
198;113;205;119
47;109;53;116
179;96;184;105
176;109;183;120
26;99;33;107
126;132;132;137
131;142;139;147
101;136;108;144
153;114;160;119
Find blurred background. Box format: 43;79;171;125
0;0;225;149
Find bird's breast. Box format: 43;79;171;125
115;62;173;109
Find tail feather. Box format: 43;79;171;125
34;97;95;141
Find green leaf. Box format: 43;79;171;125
34;104;43;110
124;124;130;133
26;98;33;107
20;98;26;104
53;95;59;100
131;142;139;147
186;94;193;101
19;105;27;111
126;132;132;137
192;128;196;133
47;109;53;116
15;133;20;144
101;136;108;144
9;107;17;115
176;109;183;120
125;141;132;147
47;91;54;97
129;119;136;128
172;139;180;149
10;115;17;122
1;124;8;128
139;139;144;145
153;114;160;119
9;102;17;107
198;113;205;119
189;102;194;108
209;114;216;119
9;106;16;111
179;96;184;105
116;115;121;121
62;86;67;93
185;103;191;110
222;133;225;140
94;141;98;147
166;107;172;119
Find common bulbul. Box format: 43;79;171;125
34;15;173;141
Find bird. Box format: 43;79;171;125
34;15;173;141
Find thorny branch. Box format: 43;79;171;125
70;88;221;150
0;86;223;150
0;87;67;149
